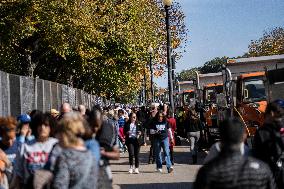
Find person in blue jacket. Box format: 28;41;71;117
16;114;35;143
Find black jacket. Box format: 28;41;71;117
184;117;201;133
123;121;143;141
194;151;276;189
253;122;284;173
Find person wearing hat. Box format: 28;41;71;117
50;109;59;119
16;114;34;143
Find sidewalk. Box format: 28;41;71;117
112;145;206;189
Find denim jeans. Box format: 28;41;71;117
154;137;172;169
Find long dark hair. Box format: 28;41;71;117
155;111;166;122
31;112;56;138
126;113;138;125
87;105;103;135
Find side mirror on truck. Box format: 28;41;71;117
244;89;249;99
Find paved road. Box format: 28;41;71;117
112;144;206;189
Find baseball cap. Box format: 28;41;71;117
17;114;31;124
274;99;284;109
51;109;59;115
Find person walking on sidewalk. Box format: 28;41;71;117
167;111;176;165
185;108;201;164
253;101;284;189
150;111;174;173
147;105;158;164
124;113;143;174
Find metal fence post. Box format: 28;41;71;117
0;71;2;116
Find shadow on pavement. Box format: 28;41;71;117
114;149;206;166
118;182;193;189
112;170;157;175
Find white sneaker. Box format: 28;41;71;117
129;168;133;174
156;168;163;173
134;168;139;174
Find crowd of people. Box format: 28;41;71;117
1;100;284;189
0;103;120;189
0;102;178;189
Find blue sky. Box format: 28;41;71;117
156;0;284;87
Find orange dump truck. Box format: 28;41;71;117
203;83;223;127
234;71;267;136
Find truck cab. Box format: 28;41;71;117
202;83;224;144
236;72;267;136
183;89;195;107
203;84;224;105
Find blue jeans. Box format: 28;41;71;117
154;137;172;169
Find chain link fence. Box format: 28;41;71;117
0;70;108;117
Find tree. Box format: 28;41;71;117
248;27;284;57
0;0;187;101
177;67;199;81
199;56;228;74
177;56;227;81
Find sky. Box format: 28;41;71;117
155;0;284;87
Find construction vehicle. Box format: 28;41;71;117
224;70;266;136
182;89;196;107
198;55;284;144
195;72;224;144
266;68;284;102
222;55;284;137
175;80;196;108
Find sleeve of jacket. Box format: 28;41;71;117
52;155;69;189
265;164;277;189
173;119;177;131
253;129;271;162
123;123;129;136
193;166;210;189
138;123;144;134
184;118;189;132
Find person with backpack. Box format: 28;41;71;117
92;106;120;189
253;101;284;189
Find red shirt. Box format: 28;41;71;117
167;117;177;131
167;117;177;147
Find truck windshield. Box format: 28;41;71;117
244;77;266;102
206;86;223;103
183;92;194;105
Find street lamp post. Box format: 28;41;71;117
163;0;175;113
148;45;154;103
144;69;147;105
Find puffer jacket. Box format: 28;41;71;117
194;151;276;189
